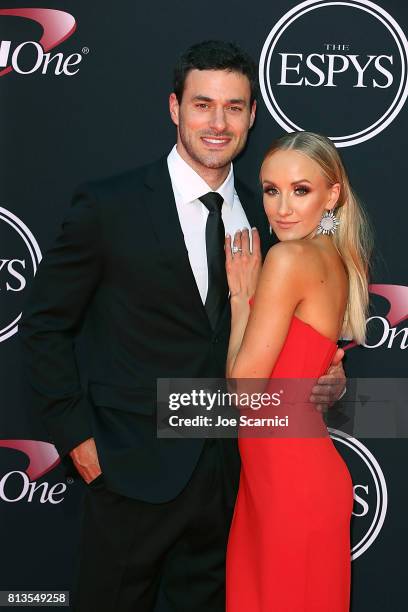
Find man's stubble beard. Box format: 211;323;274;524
178;122;248;171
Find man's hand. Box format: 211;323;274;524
310;348;346;412
69;437;102;484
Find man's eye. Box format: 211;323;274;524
196;103;209;109
229;106;242;112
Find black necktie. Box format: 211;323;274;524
199;192;229;330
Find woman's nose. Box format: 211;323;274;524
277;195;294;217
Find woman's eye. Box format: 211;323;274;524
264;187;278;195
294;186;309;195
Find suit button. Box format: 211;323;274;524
212;337;219;344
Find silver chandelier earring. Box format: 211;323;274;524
316;210;340;235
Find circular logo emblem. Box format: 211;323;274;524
0;206;42;342
329;428;388;560
259;0;408;147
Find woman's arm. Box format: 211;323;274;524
226;240;306;379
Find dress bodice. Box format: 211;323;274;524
270;315;338;378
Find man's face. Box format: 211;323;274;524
169;69;256;172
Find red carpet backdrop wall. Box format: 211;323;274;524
0;1;407;610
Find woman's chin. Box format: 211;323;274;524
274;230;302;242
271;224;314;242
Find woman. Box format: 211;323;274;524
225;131;372;611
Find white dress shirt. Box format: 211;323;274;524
167;144;251;304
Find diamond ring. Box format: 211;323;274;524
232;245;242;254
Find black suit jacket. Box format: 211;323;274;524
20;156;272;503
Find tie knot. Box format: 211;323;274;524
199;192;224;214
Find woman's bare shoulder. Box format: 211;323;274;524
260;241;312;293
264;240;317;271
263;239;336;286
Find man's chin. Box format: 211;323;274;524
195;151;234;170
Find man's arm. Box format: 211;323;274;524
310;348;347;412
19;186;103;469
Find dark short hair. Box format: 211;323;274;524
173;40;258;105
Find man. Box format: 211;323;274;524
20;41;345;611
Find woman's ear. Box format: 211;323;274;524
326;182;341;210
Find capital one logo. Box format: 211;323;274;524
259;0;408;147
329;429;387;560
0;8;84;77
344;284;408;350
0;206;42;342
0;440;66;504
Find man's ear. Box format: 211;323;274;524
249;100;257;129
169;93;180;126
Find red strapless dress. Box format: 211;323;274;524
226;310;353;612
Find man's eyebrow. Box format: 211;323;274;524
191;95;247;104
192;95;213;102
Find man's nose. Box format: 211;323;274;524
209;107;227;132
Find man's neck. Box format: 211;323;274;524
175;144;230;191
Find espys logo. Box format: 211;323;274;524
0;8;85;77
259;0;408;147
0;206;42;342
329;429;387;560
0;439;66;504
345;284;408;350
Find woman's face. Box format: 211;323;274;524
260;149;340;241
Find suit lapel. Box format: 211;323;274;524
141;160;274;337
143;158;211;330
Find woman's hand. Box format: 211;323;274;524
225;228;262;300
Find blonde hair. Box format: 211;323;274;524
262;131;373;344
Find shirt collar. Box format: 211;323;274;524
167;144;235;209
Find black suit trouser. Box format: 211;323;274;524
72;440;235;612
